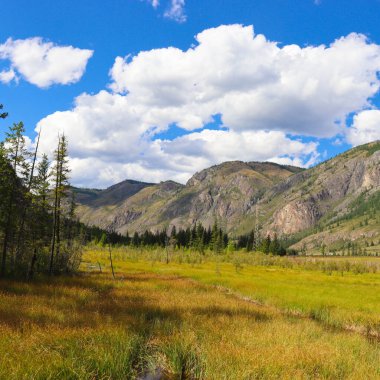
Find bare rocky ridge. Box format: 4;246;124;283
266;144;380;235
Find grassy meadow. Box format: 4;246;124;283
1;248;380;379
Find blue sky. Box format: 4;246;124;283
1;0;380;187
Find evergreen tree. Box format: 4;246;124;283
1;122;31;275
269;233;280;255
15;129;41;265
0;144;17;275
34;154;51;212
49;135;70;274
32;154;52;249
132;231;140;246
0;104;7;119
261;235;271;254
246;230;255;251
195;223;205;254
211;221;225;254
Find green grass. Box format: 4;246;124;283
1;248;380;379
87;248;380;336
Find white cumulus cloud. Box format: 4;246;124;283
35;25;380;188
109;25;380;137
346;110;380;146
0;37;93;88
36;90;317;188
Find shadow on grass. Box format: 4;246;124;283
0;274;182;332
190;305;270;321
0;272;272;334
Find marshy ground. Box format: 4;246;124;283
1;248;380;379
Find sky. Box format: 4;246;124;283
1;0;380;188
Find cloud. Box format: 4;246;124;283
156;129;319;170
36;25;380;188
151;0;160;8
143;0;185;22
109;25;380;137
37;91;317;188
346;110;380;146
0;68;17;84
145;0;159;8
164;0;186;23
0;37;93;88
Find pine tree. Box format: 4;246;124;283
34;154;51;212
31;153;52;249
0;145;16;275
1;122;31;275
269;233;280;255
49;135;70;274
246;230;255;251
195;223;205;254
261;235;271;254
15;129;41;264
211;221;224;254
0;104;7;119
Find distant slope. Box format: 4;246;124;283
290;190;380;254
75;180;183;233
75;161;302;234
74;141;380;252
259;141;380;251
73;179;154;208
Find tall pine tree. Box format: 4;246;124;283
1;122;31;275
49;134;70;274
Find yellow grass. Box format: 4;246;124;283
0;248;380;379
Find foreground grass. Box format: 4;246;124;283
88;248;380;337
1;250;380;378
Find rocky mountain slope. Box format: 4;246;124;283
75;161;301;234
74;141;380;251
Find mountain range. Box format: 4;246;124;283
74;141;380;253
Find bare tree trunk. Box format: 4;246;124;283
56;196;61;267
1;202;14;276
27;249;37;280
49;200;58;275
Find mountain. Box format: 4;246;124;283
74;141;380;252
158;161;302;234
261;141;380;253
75;180;184;234
75;161;301;234
73;179;154;207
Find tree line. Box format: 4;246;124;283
95;222;229;254
0;104;83;278
95;221;289;256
